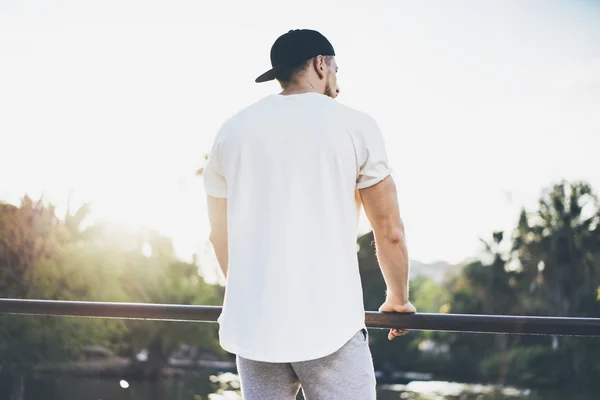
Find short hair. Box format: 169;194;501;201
275;59;311;87
276;56;334;88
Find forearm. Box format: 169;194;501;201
211;238;228;278
374;229;410;303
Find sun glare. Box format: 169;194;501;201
73;174;210;262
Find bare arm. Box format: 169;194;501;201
359;175;410;304
207;196;228;278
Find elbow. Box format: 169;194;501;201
375;221;406;245
383;230;405;245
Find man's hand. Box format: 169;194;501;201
378;300;416;340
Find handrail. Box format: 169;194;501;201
1;298;599;336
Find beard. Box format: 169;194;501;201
324;81;336;99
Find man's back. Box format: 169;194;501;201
203;29;412;400
203;92;391;362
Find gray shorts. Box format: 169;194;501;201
236;329;377;400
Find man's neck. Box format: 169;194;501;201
280;80;321;96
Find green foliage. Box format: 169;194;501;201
481;346;572;386
0;197;69;297
2;178;600;393
120;245;225;377
411;276;450;313
513;181;600;317
0;196;226;387
0;197;123;367
357;180;600;387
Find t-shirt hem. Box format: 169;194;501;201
220;322;367;363
356;169;392;190
204;185;228;198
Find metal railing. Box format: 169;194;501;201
1;298;600;336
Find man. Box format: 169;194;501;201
203;29;415;400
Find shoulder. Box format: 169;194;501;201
335;102;378;127
216;96;274;139
227;96;274;124
334;102;380;134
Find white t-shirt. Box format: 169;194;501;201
203;92;392;363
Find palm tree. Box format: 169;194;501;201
513;181;600;317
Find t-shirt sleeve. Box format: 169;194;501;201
203;135;228;198
355;113;392;189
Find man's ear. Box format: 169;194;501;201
313;56;326;80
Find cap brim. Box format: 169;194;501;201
255;67;278;83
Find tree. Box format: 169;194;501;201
0;197;124;400
0;197;228;398
120;240;225;379
512;181;600;317
508;181;600;384
447;181;600;387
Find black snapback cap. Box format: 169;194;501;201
255;29;335;83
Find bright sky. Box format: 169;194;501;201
1;1;600;276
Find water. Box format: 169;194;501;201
19;372;596;400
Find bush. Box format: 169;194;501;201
481;346;572;387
